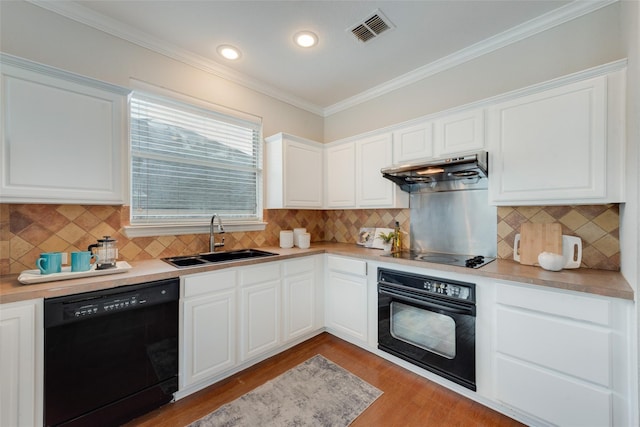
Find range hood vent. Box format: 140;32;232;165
349;10;394;43
381;151;489;193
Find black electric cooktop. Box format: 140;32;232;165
382;251;495;268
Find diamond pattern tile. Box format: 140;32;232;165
1;203;620;274
497;204;619;270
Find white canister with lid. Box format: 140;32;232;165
280;230;294;248
293;228;306;247
298;232;311;249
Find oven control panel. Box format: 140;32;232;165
422;280;471;300
378;268;475;303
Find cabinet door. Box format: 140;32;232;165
392;122;433;162
239;264;281;361
434;108;485;156
265;133;323;209
325;143;356;208
495;356;612;427
356;133;396;207
282;271;315;342
284;140;323;207
0;299;43;427
182;289;236;387
0;57;128;204
488;76;607;204
492;283;624;426
325;271;367;342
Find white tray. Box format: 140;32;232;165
18;261;132;285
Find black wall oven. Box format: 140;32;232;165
44;278;179;426
378;268;476;391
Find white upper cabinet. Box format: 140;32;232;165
434;108;485;156
0;54;129;205
392;121;433;163
325;133;408;209
488;68;625;205
325;142;356;208
265;133;323;209
356;133;407;207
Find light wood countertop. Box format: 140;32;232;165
0;242;633;304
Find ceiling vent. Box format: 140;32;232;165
349;9;394;43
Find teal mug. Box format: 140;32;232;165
37;252;62;275
71;251;99;272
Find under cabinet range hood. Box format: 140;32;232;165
381;151;488;193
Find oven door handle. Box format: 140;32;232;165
379;287;475;315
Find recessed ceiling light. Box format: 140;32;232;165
217;45;241;60
294;31;318;48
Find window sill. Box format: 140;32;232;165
123;221;267;238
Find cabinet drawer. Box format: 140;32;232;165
496;356;612;427
496;283;610;326
240;263;280;286
283;257;315;276
327;256;366;276
184;270;236;298
496;307;611;386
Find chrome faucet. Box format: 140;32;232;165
209;213;225;252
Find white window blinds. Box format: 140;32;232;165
130;91;262;224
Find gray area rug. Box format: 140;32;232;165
188;354;383;427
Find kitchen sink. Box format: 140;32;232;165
163;249;278;268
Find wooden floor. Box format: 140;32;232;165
127;333;524;427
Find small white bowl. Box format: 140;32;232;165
538;252;564;271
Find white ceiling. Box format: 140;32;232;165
37;1;612;115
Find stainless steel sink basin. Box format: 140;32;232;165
163;249;278;268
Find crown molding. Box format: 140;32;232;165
27;0;325;116
29;0;617;118
323;0;619;116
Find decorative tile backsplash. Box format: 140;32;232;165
0;205;407;275
497;204;620;270
1;203;620;275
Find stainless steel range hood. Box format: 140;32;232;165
381;151;488;193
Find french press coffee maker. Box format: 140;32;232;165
88;236;118;270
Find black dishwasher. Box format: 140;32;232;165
44;278;179;427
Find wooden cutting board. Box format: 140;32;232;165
519;223;563;266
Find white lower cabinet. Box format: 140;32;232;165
492;282;631;426
239;263;282;362
325;256;368;344
181;269;237;389
0;298;43;427
282;257;317;342
179;257;323;397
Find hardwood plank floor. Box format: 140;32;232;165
126;333;524;427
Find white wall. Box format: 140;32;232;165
0;1;324;142
324;2;624;142
620;0;640;423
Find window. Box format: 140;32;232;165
129;90;263;234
